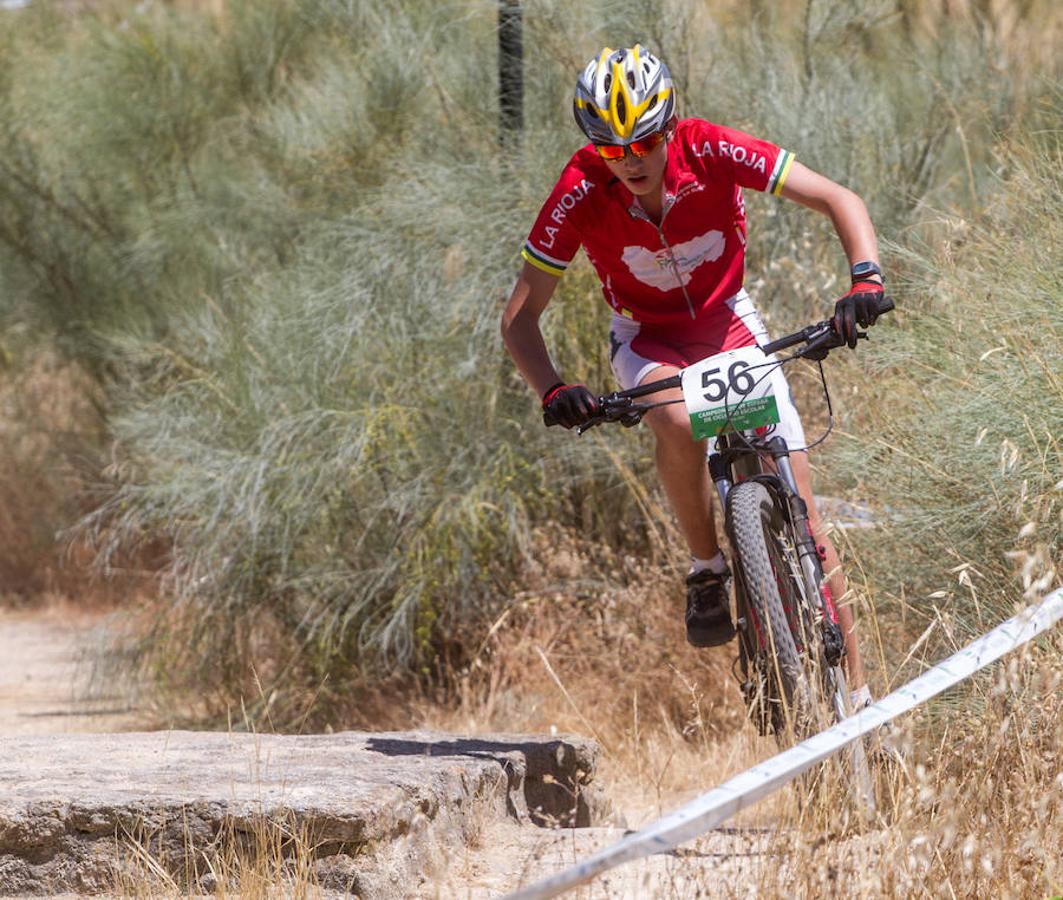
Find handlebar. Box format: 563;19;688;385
544;295;894;432
761;294;894;355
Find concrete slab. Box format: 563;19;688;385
0;730;602;897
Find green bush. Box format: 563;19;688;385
828;124;1062;652
0;0;1058;713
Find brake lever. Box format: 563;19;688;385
802;328;836;362
574;397;649;434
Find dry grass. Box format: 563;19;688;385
0;351;158;608
114;809;326;899
407;532;754;813
321;430;1059;895
94;531;1061;896
751;636;1063;898
400;583;1062;898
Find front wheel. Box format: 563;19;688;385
727;480;821;741
728;481;877;814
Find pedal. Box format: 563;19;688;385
822;620;846;665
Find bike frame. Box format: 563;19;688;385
708;429;850;729
709;432;845;663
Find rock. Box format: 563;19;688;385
0;730;602;897
814;495;879;530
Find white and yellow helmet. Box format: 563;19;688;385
573;45;675;145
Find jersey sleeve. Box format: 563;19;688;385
689;120;796;195
520;164;589;277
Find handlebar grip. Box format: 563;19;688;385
761;330;808;356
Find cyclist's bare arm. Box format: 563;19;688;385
500;262;565;398
780;162;882;283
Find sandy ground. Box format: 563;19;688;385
425;820;777;898
0;606;143;899
0;606;144;737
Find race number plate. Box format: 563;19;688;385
680;345;781;440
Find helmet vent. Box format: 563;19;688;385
574;46;675;143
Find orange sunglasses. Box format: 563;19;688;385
594;129;667;161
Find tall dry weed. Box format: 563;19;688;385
825;129;1061;675
0;351;118;603
744;633;1063;898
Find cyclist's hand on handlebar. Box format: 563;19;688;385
833;280;885;349
542;382;598;429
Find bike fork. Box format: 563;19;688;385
764;438;846;665
708;448;732;511
767;438;876;815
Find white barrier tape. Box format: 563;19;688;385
505;588;1063;900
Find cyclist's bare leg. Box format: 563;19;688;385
788;450;866;690
634;366;866;689
638;365;720;560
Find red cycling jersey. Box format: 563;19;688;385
521;118;795;326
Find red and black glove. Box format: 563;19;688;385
833;281;885;349
542;382;598;429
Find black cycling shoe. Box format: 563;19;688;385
685;567;735;647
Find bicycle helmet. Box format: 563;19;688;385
573;45;675;145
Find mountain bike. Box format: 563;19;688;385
544;296;893;807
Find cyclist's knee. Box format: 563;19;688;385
646;403;697;446
637;365;702;449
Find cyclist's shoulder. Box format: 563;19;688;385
540;145;611;203
556;143;607;179
673;117;750;169
675;116;774;151
676;117;791;190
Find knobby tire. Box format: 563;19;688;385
728;481;877;816
727;480;818;742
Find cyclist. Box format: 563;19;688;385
500;45;885;708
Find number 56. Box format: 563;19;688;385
702;360;755;402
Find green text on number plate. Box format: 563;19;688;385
680;345;781;440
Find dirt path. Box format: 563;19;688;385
0;606;144;736
425;820;774;898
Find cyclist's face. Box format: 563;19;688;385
602;133;670;196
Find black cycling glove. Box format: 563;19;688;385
833;281;885;349
542;382;598;429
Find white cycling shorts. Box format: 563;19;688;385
608;290;808;451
